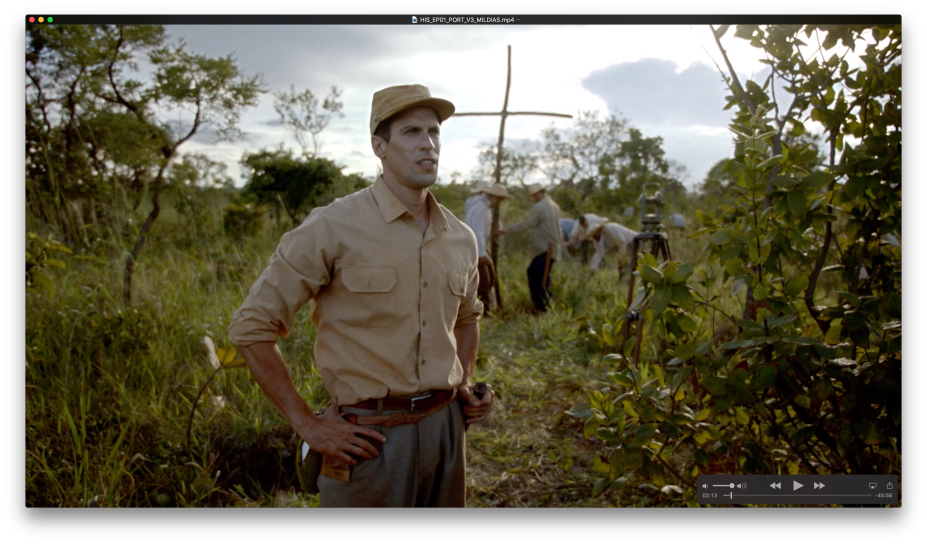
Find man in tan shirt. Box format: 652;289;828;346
494;183;562;312
228;84;495;507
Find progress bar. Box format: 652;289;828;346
697;475;898;505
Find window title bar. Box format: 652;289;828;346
24;14;901;25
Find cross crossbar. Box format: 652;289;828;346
454;45;573;311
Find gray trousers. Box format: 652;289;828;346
318;401;467;507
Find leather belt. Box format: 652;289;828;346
341;389;457;428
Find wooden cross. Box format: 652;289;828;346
454;45;573;309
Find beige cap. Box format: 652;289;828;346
527;183;546;196
370;84;455;135
483;183;511;199
471;181;491;194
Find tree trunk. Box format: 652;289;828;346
124;165;167;304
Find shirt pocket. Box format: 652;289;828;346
342;267;397;293
447;270;467;297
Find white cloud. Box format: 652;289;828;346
163;23;767;186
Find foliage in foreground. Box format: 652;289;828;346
578;24;900;504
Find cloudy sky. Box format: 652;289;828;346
164;22;777;189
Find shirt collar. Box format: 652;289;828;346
372;175;410;224
428;193;450;232
372;175;450;232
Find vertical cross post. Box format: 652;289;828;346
454;45;573;310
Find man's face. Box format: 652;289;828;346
372;106;441;190
488;195;503;208
531;191;545;203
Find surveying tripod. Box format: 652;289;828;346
622;184;672;367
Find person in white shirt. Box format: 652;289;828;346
464;181;491;217
464;182;510;312
568;213;608;247
587;221;639;279
567;213;608;265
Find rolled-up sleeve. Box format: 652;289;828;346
455;261;483;325
228;212;332;346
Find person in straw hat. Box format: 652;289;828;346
567;213;608;264
585;220;639;279
494;183;562;312
464;180;491;217
464;183;510;313
229;84;495;507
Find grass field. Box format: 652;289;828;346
25;187;717;507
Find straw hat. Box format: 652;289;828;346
369;84;455;135
527;183;546;196
583;221;606;241
471;181;491;194
483;183;511;199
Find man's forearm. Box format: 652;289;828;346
454;320;480;386
238;341;317;438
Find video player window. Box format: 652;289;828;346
24;13;901;510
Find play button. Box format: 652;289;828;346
793;481;804;491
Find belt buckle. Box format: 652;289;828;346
408;392;433;415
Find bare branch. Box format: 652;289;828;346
710;25;756;114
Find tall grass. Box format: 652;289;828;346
26;188;711;507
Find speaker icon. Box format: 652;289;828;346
736;482;747;489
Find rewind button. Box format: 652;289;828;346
770;482;781;489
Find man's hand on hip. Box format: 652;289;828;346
458;383;495;425
238;342;387;466
302;406;387;465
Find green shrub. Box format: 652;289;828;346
223;202;266;239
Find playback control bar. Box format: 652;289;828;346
697;475;898;505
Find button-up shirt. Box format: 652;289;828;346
228;176;482;406
464;194;480;217
506;194;563;261
590;222;639;272
463;193;492;258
